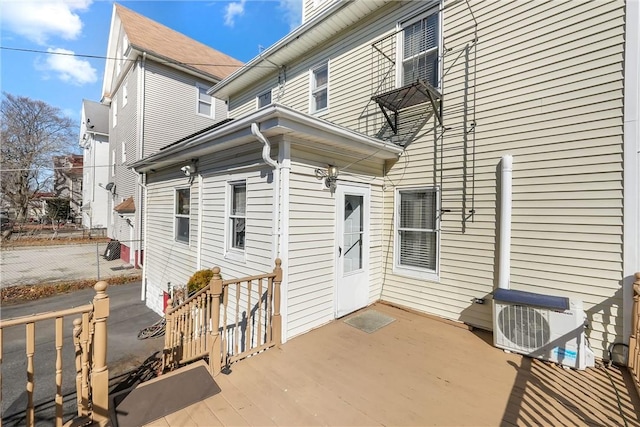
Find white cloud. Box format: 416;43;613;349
224;0;246;27
0;0;92;45
279;0;302;30
41;48;98;86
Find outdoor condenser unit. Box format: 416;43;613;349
492;288;595;370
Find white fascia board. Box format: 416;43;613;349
101;5;120;100
210;0;391;99
131;104;402;173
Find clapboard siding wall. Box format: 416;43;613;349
378;0;626;358
287;145;384;338
108;62;139;242
144;169;200;314
143;61;225;156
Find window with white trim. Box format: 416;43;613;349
257;90;272;108
111;150;116;175
122;80;128;107
175;188;190;243
399;8;440;87
310;62;328;113
196;83;213;117
112;95;117;127
395;188;439;277
121;141;126;164
228;182;246;251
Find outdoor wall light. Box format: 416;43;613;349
180;159;198;184
315;165;339;194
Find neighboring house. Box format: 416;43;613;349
101;3;242;267
28;192;55;222
53;154;83;222
132;0;639;362
79;100;110;230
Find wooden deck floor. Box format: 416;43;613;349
143;303;640;426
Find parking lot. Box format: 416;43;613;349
0;242;140;288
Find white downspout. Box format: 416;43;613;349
498;155;513;290
138;51;147;301
251;123;280;260
196;173;204;270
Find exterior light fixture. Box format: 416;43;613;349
314;164;339;194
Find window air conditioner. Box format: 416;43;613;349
492;288;595;370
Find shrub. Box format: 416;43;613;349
187;269;214;295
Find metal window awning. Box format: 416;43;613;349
371;79;442;134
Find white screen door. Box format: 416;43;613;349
336;185;370;317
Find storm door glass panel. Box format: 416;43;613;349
343;194;363;274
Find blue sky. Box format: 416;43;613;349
0;0;300;141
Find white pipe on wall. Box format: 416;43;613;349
498;155;513;290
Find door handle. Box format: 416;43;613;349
338;246;342;257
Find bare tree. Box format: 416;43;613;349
1;92;77;222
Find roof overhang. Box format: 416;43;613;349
210;0;393;99
131;103;403;173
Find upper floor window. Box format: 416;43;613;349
257;90;272;108
175;188;190;243
399;9;440;87
121;141;126;164
310;62;328;113
394;188;439;279
196;83;213;118
112;95;118;127
122;80;128;107
228;182;246;251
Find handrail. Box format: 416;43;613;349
0;282;110;427
0;303;93;328
629;272;640;399
163;259;283;376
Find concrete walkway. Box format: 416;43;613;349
0;242;139;287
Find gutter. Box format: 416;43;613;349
138;52;147;301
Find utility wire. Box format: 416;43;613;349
0;46;278;69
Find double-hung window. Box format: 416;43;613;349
399;9;440;87
257;90;272;108
175;188;190;243
395;188;439;278
228;182;246;251
112;94;118;127
310;62;328;113
196;83;213;117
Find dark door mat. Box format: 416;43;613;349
344;309;396;333
112;363;220;426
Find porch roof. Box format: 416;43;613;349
131;103;403;173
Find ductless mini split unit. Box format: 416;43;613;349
492;288;595;370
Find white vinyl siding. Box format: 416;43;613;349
143;171;200;315
143;62;224;155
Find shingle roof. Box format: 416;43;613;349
114;196;136;214
115;3;243;81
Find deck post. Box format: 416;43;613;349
629;273;640;393
163;298;174;370
272;258;283;346
208;267;223;377
91;281;110;426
